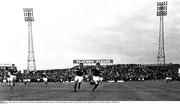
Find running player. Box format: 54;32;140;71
90;63;101;91
1;72;7;86
23;76;28;86
37;78;40;83
7;71;17;89
43;75;48;84
73;63;87;92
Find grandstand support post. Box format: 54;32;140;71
157;2;167;66
24;8;36;72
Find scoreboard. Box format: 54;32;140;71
73;59;113;64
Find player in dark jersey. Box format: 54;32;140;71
73;63;87;92
42;74;48;84
90;63;101;91
7;70;17;89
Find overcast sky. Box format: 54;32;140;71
0;0;180;70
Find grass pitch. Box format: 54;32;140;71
0;81;180;101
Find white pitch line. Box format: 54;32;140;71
33;87;180;91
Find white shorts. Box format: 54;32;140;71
23;79;27;82
7;78;12;82
74;76;83;82
43;78;48;82
27;79;31;82
93;76;100;84
99;77;103;82
3;79;7;83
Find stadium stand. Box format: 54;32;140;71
9;64;180;83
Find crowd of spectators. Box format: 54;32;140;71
101;64;179;81
1;64;180;82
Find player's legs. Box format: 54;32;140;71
8;78;13;87
45;80;48;84
78;76;83;89
12;76;16;87
92;76;100;91
24;79;28;86
10;79;13;89
10;82;13;89
12;78;15;87
74;76;83;91
37;79;40;83
74;76;79;92
28;79;30;85
92;82;99;90
24;81;26;85
2;79;6;86
7;78;10;86
13;82;15;87
78;82;81;89
43;78;48;84
74;81;78;92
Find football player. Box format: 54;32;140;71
73;63;87;92
90;63;101;91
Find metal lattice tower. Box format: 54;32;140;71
157;2;167;65
23;8;36;72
